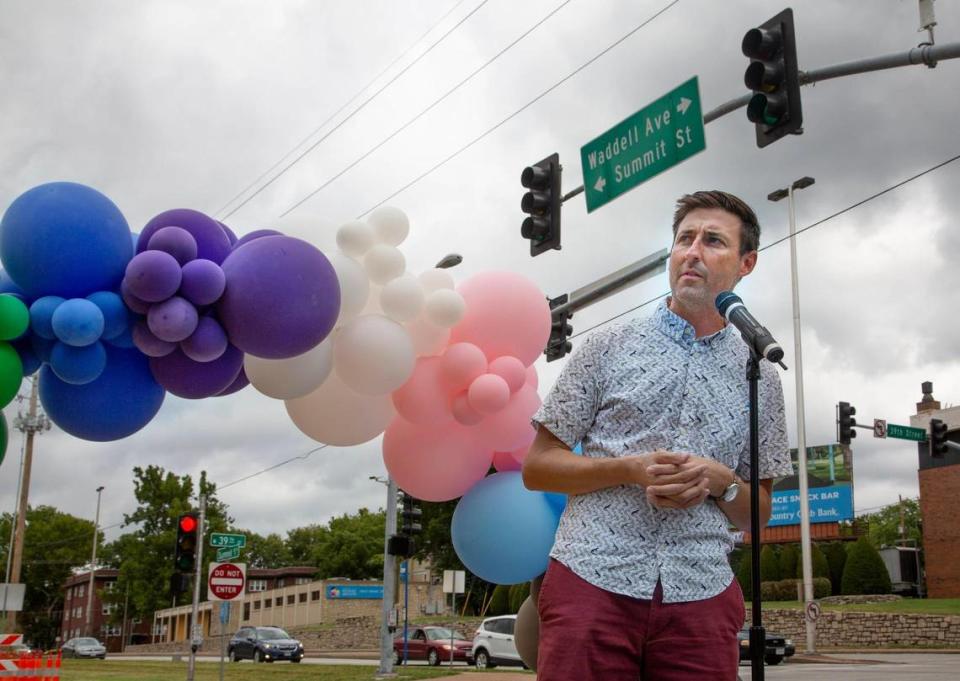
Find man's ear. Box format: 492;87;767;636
739;250;758;278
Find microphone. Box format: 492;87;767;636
715;291;785;365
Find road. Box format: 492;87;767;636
738;653;959;680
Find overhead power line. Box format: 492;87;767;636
218;0;492;221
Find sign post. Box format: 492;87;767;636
442;570;465;666
580;77;705;212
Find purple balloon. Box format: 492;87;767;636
120;280;151;315
217;221;238;246
124;250;182;303
147;296;198;343
149;344;243;399
233;229;283;250
147;226;198;265
180;316;228;363
137;209;232;265
132;319;176;357
217;236;340;359
215;366;249;396
179;259;226;306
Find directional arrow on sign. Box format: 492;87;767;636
594;177;607;192
677;97;692;115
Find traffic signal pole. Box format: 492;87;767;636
187;495;206;681
377;479;399;677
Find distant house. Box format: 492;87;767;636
60;569;151;652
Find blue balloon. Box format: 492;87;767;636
12;338;40;376
51;298;104;347
29;296;65;340
86;291;129;340
103;324;134;349
39;345;165;442
50;341;107;385
451;471;560;585
544;492;567;520
0;269;24;297
31;334;55;363
0;182;133;298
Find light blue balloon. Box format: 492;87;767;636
29;296;65;340
86;291;129;340
50;341;107;385
51;298;104;347
452;471;560;585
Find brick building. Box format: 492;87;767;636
60;569;151;652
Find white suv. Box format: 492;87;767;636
471;614;524;669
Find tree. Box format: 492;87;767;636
795;543;830;579
858;498;922;550
508;582;530;614
487;585;511;616
238;531;292;569
285;508;385;579
736;552;753;600
841;537;892;595
0;506;96;648
778;544;799;580
823;542;848;595
759;545;780;582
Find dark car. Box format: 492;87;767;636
228;626;303;663
60;637;106;659
392;626;473;666
738;627;795;665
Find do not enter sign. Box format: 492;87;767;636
208;562;246;601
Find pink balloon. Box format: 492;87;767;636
525;365;539;390
450;271;551;367
406;315;450;357
473;384;541;452
489;355;526;393
451;391;484;426
392;356;453;425
493;450;523;472
508;441;534;466
383;417;493;502
441;342;487;392
468;373;510;415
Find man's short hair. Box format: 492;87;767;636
672;190;760;255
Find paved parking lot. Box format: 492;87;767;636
739;653;958;680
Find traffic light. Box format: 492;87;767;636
520;152;562;256
838;401;856;445
741;7;803;147
401;494;422;537
387;534;413;558
170;572;191;596
545;294;573;362
930;418;948;457
174;512;199;573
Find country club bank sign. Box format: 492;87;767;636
768;484;854;527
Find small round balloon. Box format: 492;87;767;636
132;319;176;357
147;296;198;343
29;296;65;340
49;341;107;385
0;294;29;341
149;345;243;399
179;259;225;307
180;316;228;363
335;220;375;258
334;314;414;395
137;208;232;265
367;206;409;246
245;337;333;400
146;226;198;265
86;291;129;341
51;298;105;347
124;250;182;303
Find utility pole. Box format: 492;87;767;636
376;479;398;678
85;486;104;637
187;495;206;681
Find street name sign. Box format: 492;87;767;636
216;546;240;561
210;532;246;549
580;76;705;212
208;562;246;601
886;424;926;442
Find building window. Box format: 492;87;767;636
287;595;295;605
243;603;250;620
77;585;85;598
298;593;307;604
264;599;271;609
275;597;282;607
248;580;267;592
295;577;311;585
253;601;261;611
310;590;320;601
103;582;115;592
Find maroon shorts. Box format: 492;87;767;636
537;559;745;681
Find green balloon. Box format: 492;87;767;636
0;341;23;410
0;294;29;341
0;411;7;467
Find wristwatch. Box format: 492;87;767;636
718;478;740;503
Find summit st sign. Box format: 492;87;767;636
581;77;706;212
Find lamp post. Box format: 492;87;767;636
434;253;462;269
768;176;816;653
85;486;104;637
374;476;398;677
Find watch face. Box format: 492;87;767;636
723;482;740;502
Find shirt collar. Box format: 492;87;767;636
653;298;731;347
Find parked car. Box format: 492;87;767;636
738;627;795;665
227;626;304;663
60;637;106;659
392;626;473;666
472;614;525;669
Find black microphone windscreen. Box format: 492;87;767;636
715;291;740;316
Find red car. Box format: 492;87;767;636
392;626;473;666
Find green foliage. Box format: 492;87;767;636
793;543;830;579
856;498;922;550
487;584;511;616
760;580;780;601
286;508;385;579
240;531;293;569
736;552;753;600
759;545;780;582
823;541;848;595
508;582;530;613
767;578;831;600
841;537;892;595
778;544;799;580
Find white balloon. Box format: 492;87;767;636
336;220;375;258
363;244;406;285
285;371;394;446
334;314;415;395
380;274;425;323
418;268;455;293
367;206;410;246
245;336;334;400
424;289;466;328
406;315;450;357
327;251;369;326
361;285;383;316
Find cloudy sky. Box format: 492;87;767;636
1;0;957;545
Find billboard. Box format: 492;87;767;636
325;584;383;600
768;443;854;527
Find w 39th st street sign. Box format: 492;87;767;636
581;77;705;213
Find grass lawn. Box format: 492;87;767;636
60;660;462;681
756;598;960;615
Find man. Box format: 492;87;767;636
523;190;793;680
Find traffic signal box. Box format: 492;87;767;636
742;8;803;147
838;401;857;445
930;418;948;457
520;153;562;256
388;494;422;559
545;294;573;362
175;512;199;573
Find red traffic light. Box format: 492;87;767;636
179;515;197;533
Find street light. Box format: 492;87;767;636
768;176;815;654
86;486;104;637
374;474;399;676
434;253;463;269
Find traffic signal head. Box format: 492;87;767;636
401;495;422;537
930;418;948;457
175;512;199;573
838;401;856;445
545;294;573;362
742;8;802;147
387;533;414;558
521;152;562;257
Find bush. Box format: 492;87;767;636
823;542;848;596
487;584;511;615
793;543;831;579
508;582;530;614
736;553;753;600
760;545;780;582
841;537;892;595
768;577;832;601
778;544;799;581
760;580;780;601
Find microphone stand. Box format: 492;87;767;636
745;350;765;680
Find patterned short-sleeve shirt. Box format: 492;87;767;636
532;299;793;603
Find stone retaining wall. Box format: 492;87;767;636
760;609;960;647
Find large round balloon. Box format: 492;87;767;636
382;417;492;502
326;252;369;327
0;410;7;466
514;595;540;671
285;371;394;446
245;336;333;400
0;342;23;409
39;346;165;441
0;294;29;341
137;208;232;265
218;235;340;359
391;356;453;426
334;314;414;395
451;471;559;584
149;345;243;399
0;182;133;298
449;271;551;366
